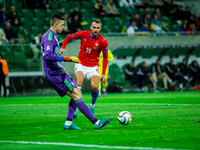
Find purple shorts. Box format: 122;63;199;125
46;73;77;97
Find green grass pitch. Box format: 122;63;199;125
0;91;200;150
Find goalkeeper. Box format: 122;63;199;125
99;49;114;96
41;14;112;130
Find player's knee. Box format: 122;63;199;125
72;88;82;100
76;81;83;87
91;84;99;91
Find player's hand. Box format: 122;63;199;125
60;48;65;55
64;56;81;63
70;56;81;63
101;74;106;83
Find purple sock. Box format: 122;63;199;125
66;99;77;121
75;98;98;124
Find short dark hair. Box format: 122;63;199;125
91;19;101;25
50;14;64;26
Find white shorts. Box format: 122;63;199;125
74;63;99;80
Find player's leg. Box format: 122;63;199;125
46;74;112;130
45;74;80;129
75;63;85;89
66;88;112;129
88;75;99;114
74;71;84;118
102;70;108;96
74;63;85;118
98;79;102;96
98;67;102;96
102;81;108;96
75;71;85;89
64;98;80;130
86;66;100;114
67;88;97;123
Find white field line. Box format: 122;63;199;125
0;140;192;150
0;103;200;107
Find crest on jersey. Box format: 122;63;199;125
70;82;74;86
95;43;99;47
94;42;99;49
47;45;50;50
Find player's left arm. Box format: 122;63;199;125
101;40;108;83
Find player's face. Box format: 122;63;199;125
56;20;64;33
90;22;101;37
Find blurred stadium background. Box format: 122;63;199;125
0;0;200;96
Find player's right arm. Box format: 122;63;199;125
44;41;80;63
61;31;86;49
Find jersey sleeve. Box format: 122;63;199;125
61;31;86;49
101;40;108;75
73;30;86;39
43;40;58;61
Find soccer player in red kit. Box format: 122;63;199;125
60;19;108;116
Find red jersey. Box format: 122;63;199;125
61;30;108;74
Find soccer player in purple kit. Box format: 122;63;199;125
41;14;112;130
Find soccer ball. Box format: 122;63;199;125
118;111;132;125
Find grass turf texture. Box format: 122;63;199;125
0;91;200;150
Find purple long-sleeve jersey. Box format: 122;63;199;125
41;29;66;76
